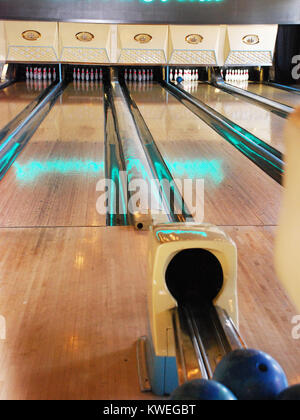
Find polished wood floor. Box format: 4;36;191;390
0;81;299;400
246;83;300;109
0;226;299;400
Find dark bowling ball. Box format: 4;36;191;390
176;76;183;84
213;349;288;400
170;379;237;401
277;384;300;400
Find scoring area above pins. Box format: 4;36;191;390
169;68;199;82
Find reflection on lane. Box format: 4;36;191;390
246;83;300;109
185;83;285;154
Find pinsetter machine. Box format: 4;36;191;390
137;223;245;396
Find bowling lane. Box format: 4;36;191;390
186;83;286;154
129;82;282;226
0;81;106;227
0;81;46;128
245;83;300;109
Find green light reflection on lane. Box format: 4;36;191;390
13;158;224;184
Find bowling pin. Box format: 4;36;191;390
150;69;153;81
73;68;76;80
38;68;42;81
48;68;52;81
146;69;150;82
138;69;142;83
170;69;173;82
30;67;33;80
90;69;94;82
53;68;56;81
142;69;146;82
77;68;80;81
133;69;137;82
43;68;47;80
95;68;99;81
86;69;89;82
124;68;128;81
99;69;103;80
26;67;29;79
128;69;132;81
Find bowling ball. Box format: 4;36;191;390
176;76;183;84
277;385;300;400
170;379;237;401
213;349;288;400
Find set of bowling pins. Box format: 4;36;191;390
224;69;249;83
26;67;57;81
124;68;154;83
73;67;103;82
170;68;199;82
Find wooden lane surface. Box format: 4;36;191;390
246;83;300;109
0;81;43;128
0;82;106;228
129;83;282;226
0;226;299;400
189;83;286;154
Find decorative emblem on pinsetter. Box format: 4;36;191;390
185;34;204;45
22;30;41;41
75;32;95;42
134;34;152;44
242;35;260;45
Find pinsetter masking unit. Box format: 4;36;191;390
137;223;244;396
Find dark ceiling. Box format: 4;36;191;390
0;0;300;25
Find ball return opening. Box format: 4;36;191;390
137;223;246;396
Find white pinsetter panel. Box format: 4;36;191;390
168;25;224;66
0;21;6;63
117;25;168;64
5;21;59;62
59;23;110;63
224;25;278;67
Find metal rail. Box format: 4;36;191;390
103;80;130;227
264;81;300;95
214;79;293;119
120;79;192;223
0;79;15;90
173;303;246;383
162;80;284;185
